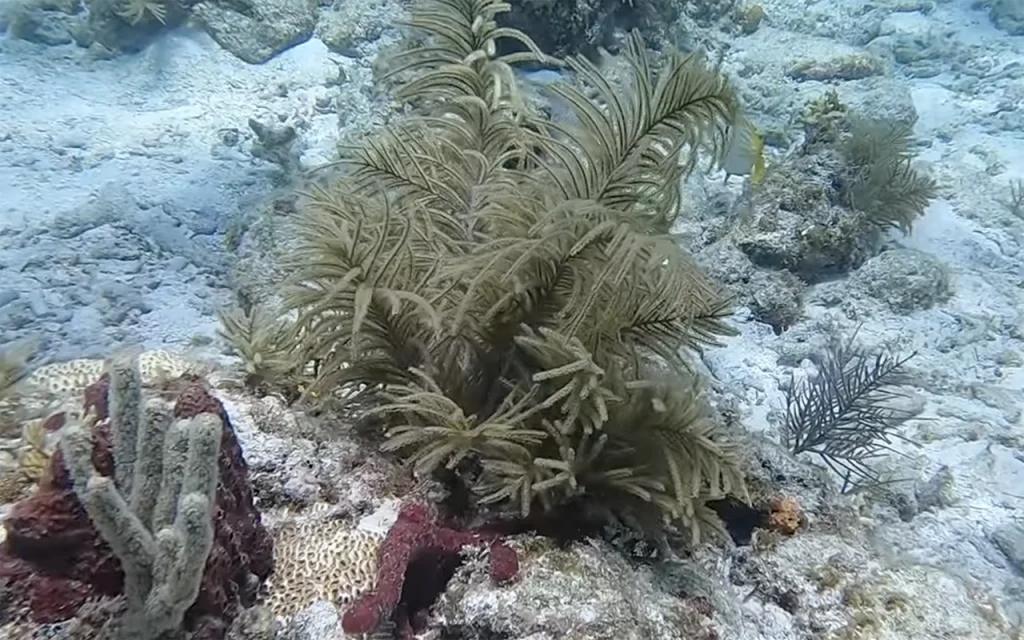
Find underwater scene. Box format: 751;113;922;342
0;0;1023;637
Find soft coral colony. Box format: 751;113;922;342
282;0;749;564
0;0;759;636
274;0;755;625
247;0;756;628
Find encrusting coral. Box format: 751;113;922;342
0;354;273;639
16;349;198;412
277;0;751;558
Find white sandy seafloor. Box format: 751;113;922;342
0;0;1023;637
0;19;394;363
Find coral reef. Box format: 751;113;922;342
494;0;682;59
732;152;873;282
798;88;851;150
0;363;272;639
342;501;519;636
731;527;1021;639
684;0;739;25
17;349;198;413
75;0;181;52
735;3;765;34
696;242;807;334
727;88;937;287
6;0;1024;634
0;350;207;509
787;52;887;82
436;535;723;639
977;0;1024;35
0;0;317;60
849;248;953;313
191;0;317;64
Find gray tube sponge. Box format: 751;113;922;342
57;355;222;640
107;352;144;496
83;474;158;606
129;400;172;539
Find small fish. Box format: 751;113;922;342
720;115;766;185
22;420;46;450
16;419;52;483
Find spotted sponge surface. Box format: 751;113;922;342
263;514;383;617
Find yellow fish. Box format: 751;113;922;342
720;115;766;185
14;419;52;483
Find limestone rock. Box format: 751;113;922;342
850;248;953;313
192;0;316;64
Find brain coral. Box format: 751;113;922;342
263;511;383;617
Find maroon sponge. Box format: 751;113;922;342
342;501;519;638
0;374;274;639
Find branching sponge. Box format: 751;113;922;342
58;353;221;639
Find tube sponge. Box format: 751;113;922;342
58;354;222;639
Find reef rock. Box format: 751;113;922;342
850;247;953;313
192;0;317;64
436;536;722;640
732;153;872;283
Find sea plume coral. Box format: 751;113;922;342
838;116;938;234
279;0;748;549
217;303;305;396
783;330;917;492
115;0;167;24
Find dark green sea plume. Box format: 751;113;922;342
783;330;917;493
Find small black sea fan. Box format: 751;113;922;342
783;331;917;492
